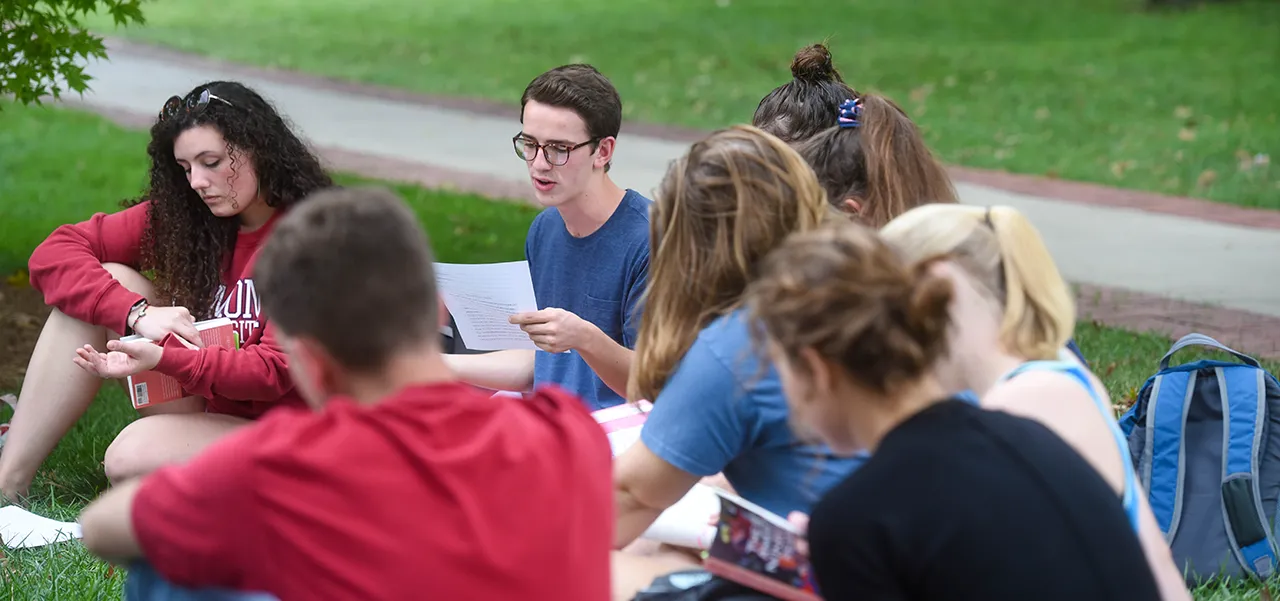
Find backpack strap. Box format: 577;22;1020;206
1161;333;1262;370
1218;365;1280;580
1141;370;1196;542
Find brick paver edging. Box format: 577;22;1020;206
1075;284;1280;361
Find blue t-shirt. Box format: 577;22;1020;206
640;310;863;518
525;189;651;411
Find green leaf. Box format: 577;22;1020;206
0;0;147;108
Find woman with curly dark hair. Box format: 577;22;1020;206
0;81;334;501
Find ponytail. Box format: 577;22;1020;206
881;203;1076;362
987;207;1076;361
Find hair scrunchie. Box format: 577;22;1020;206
837;97;863;129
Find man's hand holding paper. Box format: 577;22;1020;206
510;308;597;354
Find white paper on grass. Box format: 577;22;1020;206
0;506;82;549
433;261;540;351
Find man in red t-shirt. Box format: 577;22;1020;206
78;186;614;601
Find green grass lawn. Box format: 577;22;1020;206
84;0;1280;209
0;102;1276;598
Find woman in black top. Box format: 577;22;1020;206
743;221;1160;601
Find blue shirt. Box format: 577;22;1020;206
525;189;651;411
640;310;863;518
1000;359;1142;533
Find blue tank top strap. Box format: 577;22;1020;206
999;360;1142;534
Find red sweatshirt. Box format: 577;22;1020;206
27;202;304;419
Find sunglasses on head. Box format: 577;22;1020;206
158;88;234;122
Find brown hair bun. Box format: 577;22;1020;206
746;221;954;396
790;43;842;84
903;260;954;359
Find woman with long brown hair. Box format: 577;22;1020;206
610;125;862;597
0;81;333;502
752;44;960;225
754;43;1088;364
796;95;958;226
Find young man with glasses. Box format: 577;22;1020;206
446;64;652;411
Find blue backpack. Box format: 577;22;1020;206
1119;333;1280;585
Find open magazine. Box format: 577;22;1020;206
121;317;239;409
703;490;822;601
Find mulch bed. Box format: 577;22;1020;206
0;280;51;394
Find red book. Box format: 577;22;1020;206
122;318;239;409
703;490;823;601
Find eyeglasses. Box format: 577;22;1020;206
512;134;598;167
158;89;234;122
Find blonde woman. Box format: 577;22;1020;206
879;204;1191;600
611;125;862;598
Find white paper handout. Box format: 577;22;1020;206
642;483;721;550
434;261;540;351
0;506;82;549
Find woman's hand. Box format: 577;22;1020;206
788;511;811;557
132;306;203;348
73;340;165;379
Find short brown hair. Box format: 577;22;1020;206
254;185;440;371
746;220;953;395
752;43;861;145
520;64;622;171
795;93;958;227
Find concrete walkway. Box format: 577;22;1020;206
51;41;1280;357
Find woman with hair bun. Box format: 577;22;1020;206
879;203;1191;600
744;220;1161;601
754;43;1089;364
753;45;961;225
752;43;860;145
